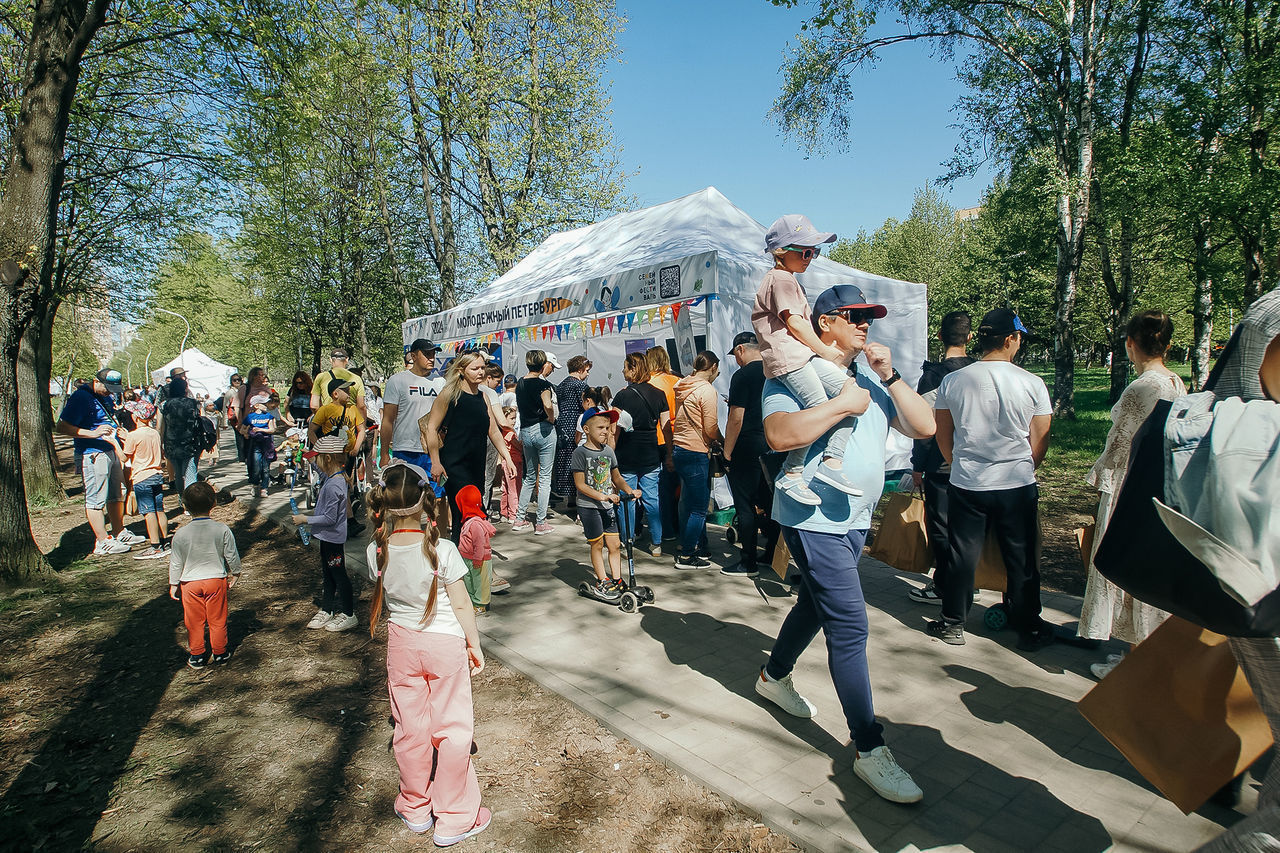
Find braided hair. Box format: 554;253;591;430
365;463;447;636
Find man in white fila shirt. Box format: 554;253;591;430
380;338;445;495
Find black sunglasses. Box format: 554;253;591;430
826;308;877;326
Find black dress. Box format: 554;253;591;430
440;387;490;542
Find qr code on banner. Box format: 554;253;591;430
659;265;681;299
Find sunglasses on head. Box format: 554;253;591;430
827;308;877;326
783;245;821;261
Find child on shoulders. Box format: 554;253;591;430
571;407;640;602
364;460;490;847
752;213;868;506
169;482;242;669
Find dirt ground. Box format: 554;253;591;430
1;477;799;853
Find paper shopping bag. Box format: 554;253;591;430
1078;617;1272;814
868;491;931;575
1075;523;1096;571
771;534;792;581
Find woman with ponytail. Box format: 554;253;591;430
1078;309;1186;677
363;460;491;847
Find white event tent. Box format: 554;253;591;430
149;348;238;398
403;187;928;469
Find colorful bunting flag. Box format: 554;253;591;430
607;316;616;333
671;303;682;323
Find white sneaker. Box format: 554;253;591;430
325;613;358;632
812;462;863;496
1090;659;1120;680
754;667;817;718
306;609;333;629
777;474;822;507
93;537;131;555
854;746;923;803
1105;652;1124;664
115;529;147;546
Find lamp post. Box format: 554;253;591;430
154;307;191;370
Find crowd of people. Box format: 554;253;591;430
53;211;1280;849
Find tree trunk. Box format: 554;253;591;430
1191;225;1215;390
18;297;63;503
0;0;111;582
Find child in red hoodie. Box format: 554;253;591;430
455;485;497;613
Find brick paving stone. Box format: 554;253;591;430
218;447;1248;853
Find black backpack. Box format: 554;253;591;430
200;415;219;452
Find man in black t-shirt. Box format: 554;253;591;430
722;332;780;577
908;310;976;604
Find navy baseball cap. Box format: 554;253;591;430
409;338;439;354
979;308;1030;337
728;331;758;354
812;285;888;320
581;406;619;425
765;214;837;252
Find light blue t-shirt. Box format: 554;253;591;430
762;363;897;534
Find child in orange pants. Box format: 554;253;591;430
168;482;242;669
364;460;490;847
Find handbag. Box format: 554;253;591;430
868;491;931;575
1078;617;1271;813
1093;401;1280;637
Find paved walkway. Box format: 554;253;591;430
206;442;1250;852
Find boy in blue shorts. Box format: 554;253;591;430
571;407;640;603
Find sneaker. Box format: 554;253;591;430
326;613;359;632
648;545;663;558
777;474;822;506
1017;624;1056;652
674;554;711;570
93;537;131;556
187;653;209;670
1090;659;1119;680
854;746;923;803
511;521;533;533
132;545;167;561
210;650;233;665
1105;652;1124;664
115;529;147;546
397;811;434;834
490;574;511;594
593;579;621;602
258;488;268;498
908;584;943;604
754;667;817;718
925;620;965;645
534;522;553;535
306;609;334;629
812;462;863;496
433;806;491;847
720;562;758;578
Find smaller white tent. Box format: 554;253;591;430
149;348;237;398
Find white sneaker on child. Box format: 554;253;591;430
306;609;333;629
325;613;358;632
812;461;863;496
777;473;822;506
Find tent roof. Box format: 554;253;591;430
149;348;237;388
439;186;919;319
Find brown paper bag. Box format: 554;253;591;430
770;534;792;581
868;491;931;575
1078;617;1272;814
125;489;138;517
1075;523;1096;570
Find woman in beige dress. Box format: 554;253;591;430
1078;310;1186;678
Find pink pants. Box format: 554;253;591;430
386;622;481;835
500;438;523;519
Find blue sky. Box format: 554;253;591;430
608;0;997;239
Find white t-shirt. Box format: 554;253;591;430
365;537;469;637
382;369;444;452
499;389;518;431
935;360;1052;491
480;384;503;414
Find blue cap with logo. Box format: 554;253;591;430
812;284;888;320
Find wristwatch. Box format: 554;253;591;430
882;368;902;388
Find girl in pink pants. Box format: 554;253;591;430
365;460;490;847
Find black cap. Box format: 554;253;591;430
409;338;440;355
328;377;354;397
978;308;1030;337
330;347;349;359
728;331;758;354
812;284;888;319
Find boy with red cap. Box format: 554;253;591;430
454;485;496;613
571;407;641;602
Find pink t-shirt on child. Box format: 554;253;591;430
458;515;496;563
752;269;816;379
